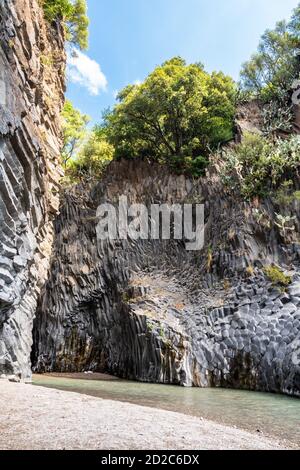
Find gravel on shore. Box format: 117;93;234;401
0;380;289;450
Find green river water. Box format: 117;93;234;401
33;374;300;446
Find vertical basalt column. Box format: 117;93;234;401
0;0;65;380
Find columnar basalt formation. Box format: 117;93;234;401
33;160;300;396
1;2;299;396
0;0;65;380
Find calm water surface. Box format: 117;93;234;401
33;374;300;446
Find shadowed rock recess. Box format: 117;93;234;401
32;159;300;396
0;0;65;380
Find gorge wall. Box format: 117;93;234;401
0;2;299;397
32;159;300;396
0;0;65;380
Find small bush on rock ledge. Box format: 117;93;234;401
263;265;292;287
221;133;300;199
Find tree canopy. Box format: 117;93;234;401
61;99;90;167
240;4;300;100
42;0;89;50
66;126;114;181
61;101;113;181
104;57;236;175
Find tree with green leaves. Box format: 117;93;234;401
240;4;300;137
61;99;90;167
66;126;114;181
104;57;236;175
42;0;89;50
242;12;299;92
240;18;300;98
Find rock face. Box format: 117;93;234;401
235;99;300;140
1;2;299;396
0;0;65;380
235;100;263;142
33;159;300;396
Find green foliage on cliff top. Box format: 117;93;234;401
61;101;113;182
62;99;90;167
41;0;89;50
66;126;114;182
240;13;300;98
104;57;236;177
221;133;300;199
240;3;300;135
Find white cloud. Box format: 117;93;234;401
134;79;142;86
67;48;108;96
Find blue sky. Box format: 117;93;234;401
66;0;300;126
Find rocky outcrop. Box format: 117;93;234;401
235;100;263;142
33;159;300;396
0;0;65;380
32;164;196;384
1;2;299;396
235;99;300;140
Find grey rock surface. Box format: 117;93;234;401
0;0;65;379
33;160;300;396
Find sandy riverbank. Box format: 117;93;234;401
0;380;291;450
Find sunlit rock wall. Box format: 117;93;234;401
0;0;65;380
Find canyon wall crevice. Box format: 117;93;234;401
0;0;65;380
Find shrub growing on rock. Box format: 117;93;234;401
264;265;292;287
221;133;300;199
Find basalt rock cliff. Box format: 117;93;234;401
32;159;300;396
1;2;300;396
0;0;65;380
